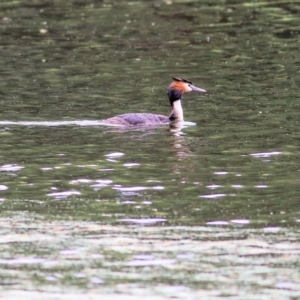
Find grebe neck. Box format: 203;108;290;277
169;99;183;122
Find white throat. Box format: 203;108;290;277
169;100;184;122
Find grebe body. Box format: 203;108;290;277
103;113;169;126
103;77;206;127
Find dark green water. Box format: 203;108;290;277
0;1;300;299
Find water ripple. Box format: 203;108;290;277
251;151;282;158
200;194;226;199
231;219;250;225
126;258;175;267
263;227;281;233
206;184;222;190
255;185;268;188
275;281;297;290
0;185;8;190
70;179;93;184
232;184;243;188
123;163;140;167
0;120;107;127
90;277;104;284
114;186;148;192
120;218;166;225
206;220;229;226
114;186;164;192
0;164;24;172
214;171;228;175
0;257;46;265
105;152;124;158
47;190;81;199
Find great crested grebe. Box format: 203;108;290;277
103;77;206;126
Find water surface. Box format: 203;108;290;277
0;0;300;299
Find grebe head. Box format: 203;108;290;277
167;77;206;104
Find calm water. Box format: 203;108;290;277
0;0;300;299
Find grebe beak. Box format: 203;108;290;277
190;84;207;93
